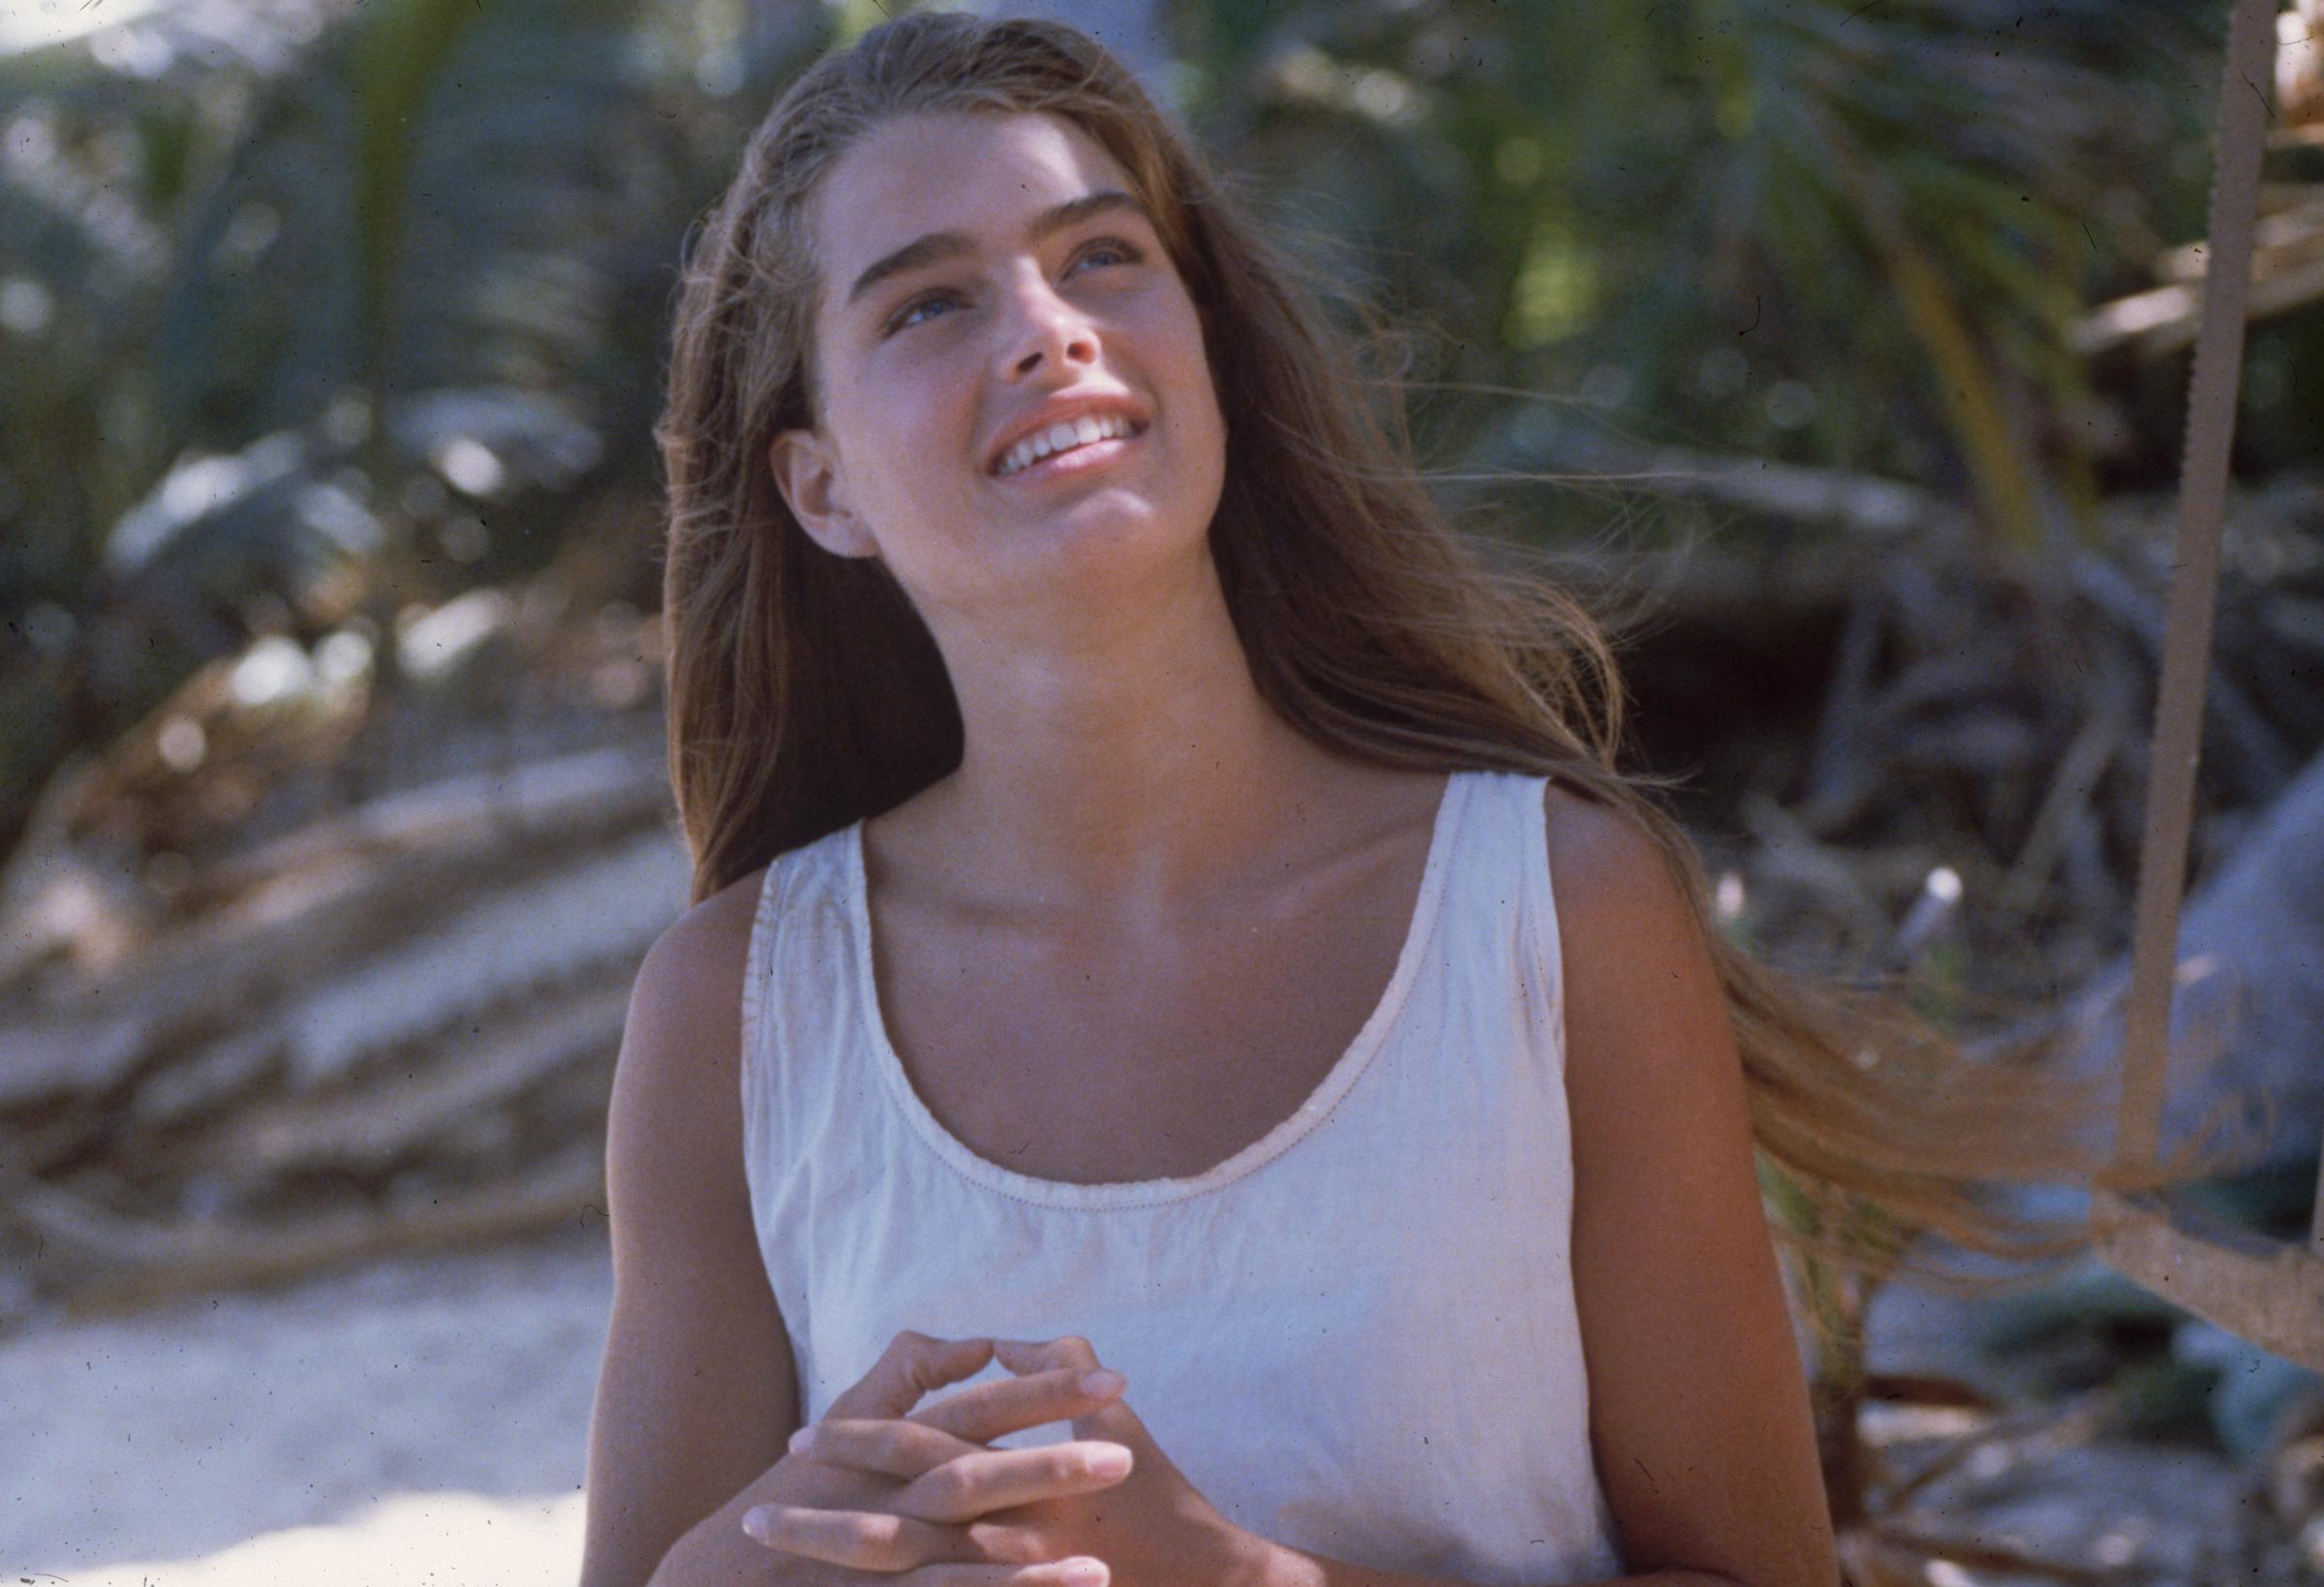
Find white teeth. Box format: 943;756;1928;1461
996;412;1136;476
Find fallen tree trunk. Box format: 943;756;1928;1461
0;732;685;1326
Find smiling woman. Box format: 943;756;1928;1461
579;15;2206;1587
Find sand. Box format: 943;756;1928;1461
2;1226;613;1585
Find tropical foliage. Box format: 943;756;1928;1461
0;0;2313;864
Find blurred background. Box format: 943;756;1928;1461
3;0;2323;1580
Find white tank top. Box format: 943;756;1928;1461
740;768;1626;1584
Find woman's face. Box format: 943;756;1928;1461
772;109;1228;626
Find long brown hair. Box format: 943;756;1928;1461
656;13;2231;1281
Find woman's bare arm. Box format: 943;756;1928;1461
580;870;801;1587
1547;786;1840;1587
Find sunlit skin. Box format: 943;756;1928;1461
767;108;1359;922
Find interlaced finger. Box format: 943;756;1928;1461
913;1364;1125;1446
907;1559;1112;1587
795;1415;981;1480
829;1330;997;1421
747;1503;959;1572
906;1560;1112;1587
895;1440;1135;1524
992;1335;1103;1376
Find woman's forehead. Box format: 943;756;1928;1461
806;110;1142;289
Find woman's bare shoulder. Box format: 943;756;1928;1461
605;864;773;1240
623;864;776;1096
1538;779;1678;923
1536;778;1722;1059
641;864;776;998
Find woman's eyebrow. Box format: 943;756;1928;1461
843;189;1150;308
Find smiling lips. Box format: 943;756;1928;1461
992;412;1145;478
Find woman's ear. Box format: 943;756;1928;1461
769;428;879;560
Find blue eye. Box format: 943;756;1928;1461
1074;236;1145;271
883;231;1147;334
886;291;960;335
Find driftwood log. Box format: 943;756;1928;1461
0;728;686;1324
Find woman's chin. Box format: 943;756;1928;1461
999;498;1210;586
1013;488;1171;543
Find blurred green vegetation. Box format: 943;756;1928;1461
2;0;2318;868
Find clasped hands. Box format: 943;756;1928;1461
743;1330;1273;1587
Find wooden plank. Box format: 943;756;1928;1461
2093;1190;2324;1372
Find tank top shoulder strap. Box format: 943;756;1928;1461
1431;768;1567;1069
738;826;859;1196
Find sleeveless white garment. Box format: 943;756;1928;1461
739;769;1627;1584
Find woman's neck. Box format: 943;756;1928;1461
896;554;1347;924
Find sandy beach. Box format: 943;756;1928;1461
2;1226;613;1585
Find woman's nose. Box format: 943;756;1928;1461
996;274;1097;380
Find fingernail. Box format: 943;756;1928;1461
742;1508;770;1543
1062;1560;1109;1587
1088;1446;1132;1478
1081;1368;1126;1396
787;1424;815;1454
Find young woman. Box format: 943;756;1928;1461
581;15;2171;1587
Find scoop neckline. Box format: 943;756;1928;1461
842;770;1468;1210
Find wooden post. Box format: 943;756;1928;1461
2094;0;2324;1375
